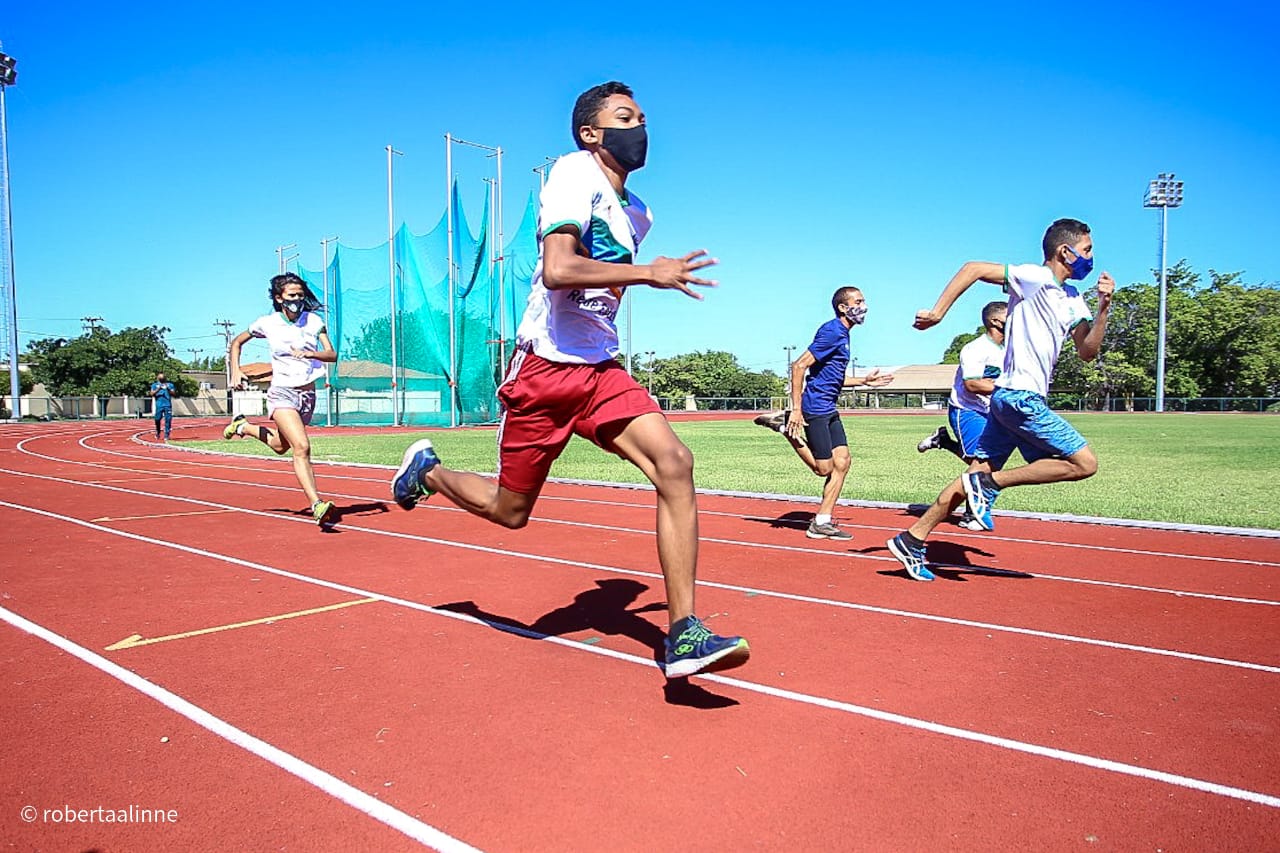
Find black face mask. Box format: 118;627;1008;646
281;299;305;315
598;124;648;173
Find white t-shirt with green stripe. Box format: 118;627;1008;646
951;332;1005;414
515;151;653;364
997;263;1093;397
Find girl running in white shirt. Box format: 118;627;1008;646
224;272;339;527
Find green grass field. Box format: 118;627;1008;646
184;413;1280;530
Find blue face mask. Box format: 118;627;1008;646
1065;246;1094;281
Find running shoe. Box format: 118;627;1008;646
222;414;247;440
753;409;807;447
956;513;985;531
663;615;750;678
391;438;440;510
962;471;1000;531
886;533;935;582
312;500;337;527
806;519;854;540
917;425;949;453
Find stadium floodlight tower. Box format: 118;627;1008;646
1;46;19;420
1143;172;1184;413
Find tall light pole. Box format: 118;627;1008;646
783;345;796;398
1;46;19;420
386;145;403;426
1143;172;1184;413
321;235;338;427
644;350;656;394
275;243;296;274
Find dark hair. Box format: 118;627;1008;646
831;286;862;314
269;272;323;312
1042;218;1090;262
572;81;634;150
982;301;1008;328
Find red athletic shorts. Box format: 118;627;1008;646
496;348;661;495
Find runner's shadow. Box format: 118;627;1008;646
743;510;811;531
438;579;739;709
333;501;390;521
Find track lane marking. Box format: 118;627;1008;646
2;486;1278;677
19;435;1280;604
0;606;483;852
1;504;1277;811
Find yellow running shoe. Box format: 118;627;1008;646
222;414;247;440
312;500;336;527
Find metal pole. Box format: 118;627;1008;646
784;345;796;400
0;78;20;420
496;146;506;374
445;133;457;427
1156;204;1168;413
321;235;337;427
386;145;401;426
275;243;296;274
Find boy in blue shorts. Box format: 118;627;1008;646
888;218;1114;581
916;301;1007;529
755;286;894;540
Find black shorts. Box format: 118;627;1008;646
802;410;847;460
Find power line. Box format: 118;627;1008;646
80;315;104;333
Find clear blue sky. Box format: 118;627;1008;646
4;1;1277;375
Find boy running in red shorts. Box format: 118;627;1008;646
392;81;749;679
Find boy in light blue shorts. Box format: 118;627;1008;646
888;218;1115;581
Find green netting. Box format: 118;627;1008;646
299;183;537;426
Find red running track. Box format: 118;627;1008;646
1;418;1278;851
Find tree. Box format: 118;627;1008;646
648;350;784;399
29;326;197;397
940;327;984;363
1002;259;1280;404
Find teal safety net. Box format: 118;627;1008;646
299;184;537;426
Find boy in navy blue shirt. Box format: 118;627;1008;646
755;286;893;539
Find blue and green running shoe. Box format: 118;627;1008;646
663;615;750;679
391;439;439;510
962;471;1000;531
886;533;935;582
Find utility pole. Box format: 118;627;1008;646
81;316;104;333
187;348;202;368
214;319;236;415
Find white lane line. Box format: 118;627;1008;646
1;503;1277;812
2;478;1278;675
16;435;1280;607
0;605;483;853
93;429;1280;567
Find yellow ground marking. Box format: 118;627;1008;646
90;509;236;523
105;597;378;651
